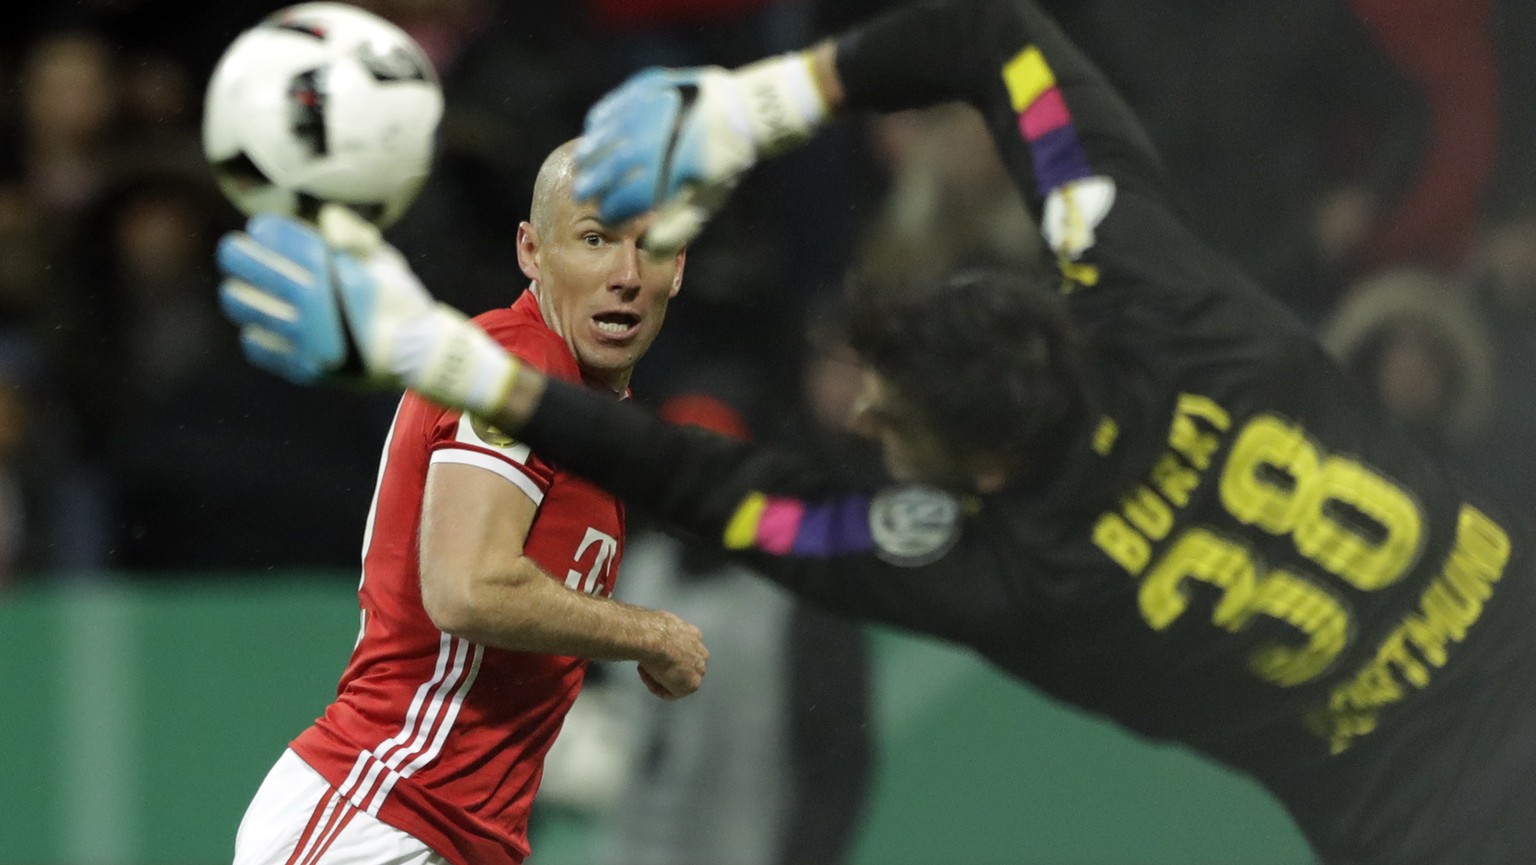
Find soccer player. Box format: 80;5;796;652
219;2;1536;862
227;141;708;865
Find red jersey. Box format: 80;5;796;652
289;290;626;865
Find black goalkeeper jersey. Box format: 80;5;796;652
521;1;1536;861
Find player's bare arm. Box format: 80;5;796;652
418;462;706;698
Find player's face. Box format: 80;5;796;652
518;201;684;392
848;368;981;489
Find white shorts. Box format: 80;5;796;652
233;749;450;865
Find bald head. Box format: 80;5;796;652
529;138;582;237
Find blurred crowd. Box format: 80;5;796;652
0;0;1533;588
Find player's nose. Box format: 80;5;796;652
608;238;644;298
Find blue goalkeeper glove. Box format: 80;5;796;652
217;205;518;416
574;53;830;256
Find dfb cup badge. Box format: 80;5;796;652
869;484;963;567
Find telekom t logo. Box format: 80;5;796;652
564;527;618;595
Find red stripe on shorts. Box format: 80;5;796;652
285;788;357;865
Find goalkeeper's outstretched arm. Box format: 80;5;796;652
575;0;1177;260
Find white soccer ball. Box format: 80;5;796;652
203;2;443;227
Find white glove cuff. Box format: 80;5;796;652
734;51;829;155
394;304;519;418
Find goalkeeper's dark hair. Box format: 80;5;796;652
843;266;1090;478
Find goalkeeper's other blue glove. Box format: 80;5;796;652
217;205;517;417
574;53;830;256
216;211;352;384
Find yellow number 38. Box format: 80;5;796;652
1138;413;1424;686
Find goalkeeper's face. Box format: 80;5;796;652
518;200;685;393
849;368;1010;493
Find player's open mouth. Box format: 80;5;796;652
592;311;640;340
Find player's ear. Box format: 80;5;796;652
668;247;686;298
516;222;541;283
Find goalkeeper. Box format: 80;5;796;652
219;1;1536;862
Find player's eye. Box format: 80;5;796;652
582;232;605;247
